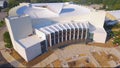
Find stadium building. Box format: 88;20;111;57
5;3;107;62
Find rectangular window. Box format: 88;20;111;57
63;36;66;41
75;28;78;39
59;37;62;42
83;28;86;39
41;40;47;53
55;38;58;44
63;30;66;41
51;39;54;45
71;29;74;39
47;35;50;47
59;31;62;36
55;32;58;38
79;28;82;39
51;33;54;38
67;29;70;40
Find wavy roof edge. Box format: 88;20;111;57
8;2;95;17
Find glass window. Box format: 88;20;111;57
55;38;58;44
75;28;78;39
41;40;47;53
83;28;86;39
79;28;82;39
51;39;54;45
59;37;62;42
47;35;50;47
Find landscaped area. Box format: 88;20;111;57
112;23;120;46
0;20;5;27
3;32;13;48
103;20;120;47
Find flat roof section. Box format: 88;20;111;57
18;35;44;48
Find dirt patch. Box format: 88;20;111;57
88;39;115;48
92;51;119;67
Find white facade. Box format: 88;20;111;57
5;3;107;62
107;10;120;21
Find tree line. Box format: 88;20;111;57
8;0;120;10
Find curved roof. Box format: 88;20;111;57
16;3;91;18
8;3;106;30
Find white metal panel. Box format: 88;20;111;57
78;23;83;39
93;28;107;43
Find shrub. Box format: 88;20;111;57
3;32;13;48
113;23;120;28
0;20;5;27
112;31;120;45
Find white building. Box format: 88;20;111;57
107;10;120;21
5;3;107;62
0;0;8;8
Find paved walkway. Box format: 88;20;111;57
0;26;14;67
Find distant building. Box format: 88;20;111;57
5;3;107;62
0;0;8;8
107;10;120;22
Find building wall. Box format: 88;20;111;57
5;15;35;62
14;41;28;61
5;18;16;48
94;32;107;43
35;29;48;51
35;29;46;40
51;11;106;43
25;42;42;62
42;24;89;47
8;15;33;40
93;28;107;43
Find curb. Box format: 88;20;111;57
1;48;25;67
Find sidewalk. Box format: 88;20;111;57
0;41;25;67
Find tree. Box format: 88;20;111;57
8;0;19;8
0;21;5;27
3;32;13;48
